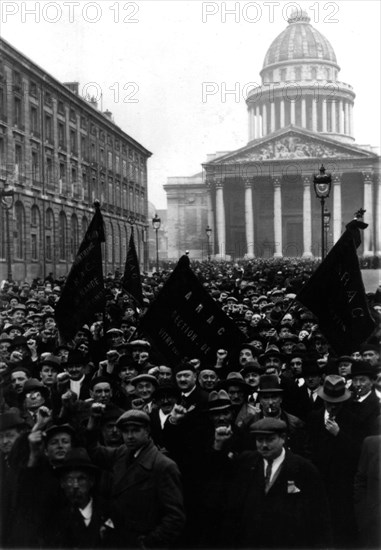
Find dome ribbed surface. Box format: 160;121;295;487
263;11;337;68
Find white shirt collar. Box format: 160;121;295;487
356;390;372;403
79;497;93;526
159;408;170;429
263;447;286;482
182;385;196;397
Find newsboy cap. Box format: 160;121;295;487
116;410;150;429
248;417;287;434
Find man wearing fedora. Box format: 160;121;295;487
307;375;360;547
86;407;185;548
219;372;257;428
43;447;117;548
347;360;380;443
205;417;331;548
248;374;310;458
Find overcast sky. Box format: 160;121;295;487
1;0;380;208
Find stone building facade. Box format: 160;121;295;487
165;10;380;260
0;38;151;282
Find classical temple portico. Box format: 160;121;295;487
203;126;379;259
165;9;380;260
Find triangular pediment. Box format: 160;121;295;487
204;126;378;165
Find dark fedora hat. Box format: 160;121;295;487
317;375;351;403
241;360;264;377
257;374;283;393
219;372;252;393
350;360;378;379
55;447;99;476
0;408;25;431
258;345;284;366
204;389;232;413
21;378;50;400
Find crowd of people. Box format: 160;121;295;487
0;257;380;549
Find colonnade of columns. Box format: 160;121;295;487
206;171;379;258
248;97;354;141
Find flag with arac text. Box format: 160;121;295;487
296;218;375;354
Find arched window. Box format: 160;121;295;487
59;211;67;260
30;205;41;260
71;214;79;259
107;221;115;271
45;208;55;262
82;215;88;236
14;201;26;259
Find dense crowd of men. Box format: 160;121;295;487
0;257;380;549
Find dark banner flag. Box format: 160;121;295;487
55;201;106;342
140;255;246;365
122;228;143;306
296;217;375;354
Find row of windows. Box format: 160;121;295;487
264;65;338;83
0;139;146;214
0;77;146;167
0;202;144;268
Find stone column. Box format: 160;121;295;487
255;105;261;138
244;178;255;258
262;104;267;137
349;103;354;137
270;102;276;133
332;174;342;243
331;101;336;133
376;175;381;256
322;99;327;132
302;176;313;257
363;172;374;256
248;108;252;141
206;180;215;256
312;99;317;131
301;97;306;129
215;178;226;258
273;177;282;257
339;100;344;134
280;99;285;128
290;100;295;125
344;102;349;135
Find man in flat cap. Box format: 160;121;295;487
86;406;185;548
205;417;331;548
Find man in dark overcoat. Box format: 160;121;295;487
86;407;185;548
204;417;331;548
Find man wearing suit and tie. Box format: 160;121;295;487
207;417;331;548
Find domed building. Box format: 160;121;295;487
165;10;380;259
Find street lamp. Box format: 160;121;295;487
152;213;161;272
313;165;332;260
0;186;15;281
323;208;331;256
205;225;212;261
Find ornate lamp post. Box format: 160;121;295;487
0;186;15;281
205;225;212;261
152;213;161;272
323;208;331;256
313;165;332;260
